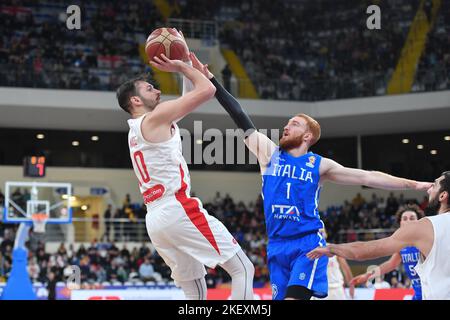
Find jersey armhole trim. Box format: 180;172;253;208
137;114;178;146
419;217;436;265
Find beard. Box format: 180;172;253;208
141;96;158;111
424;197;440;216
280;133;304;151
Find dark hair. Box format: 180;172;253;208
439;171;450;205
116;74;150;114
395;204;424;225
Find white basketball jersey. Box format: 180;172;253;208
327;255;344;288
414;212;450;300
127;114;191;206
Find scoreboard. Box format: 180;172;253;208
23;156;46;178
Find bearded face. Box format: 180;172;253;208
280;132;304;150
424;196;441;216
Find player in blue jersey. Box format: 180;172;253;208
189;53;432;300
349;204;424;300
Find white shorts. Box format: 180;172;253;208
145;195;241;284
324;286;347;300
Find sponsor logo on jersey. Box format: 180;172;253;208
272;204;301;222
130;136;138;148
272;204;300;216
142;184;165;204
306;155;316;168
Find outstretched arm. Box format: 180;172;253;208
190;52;277;169
190;52;256;135
307;218;433;261
319;158;432;191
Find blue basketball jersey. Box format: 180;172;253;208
400;246;422;300
262;148;324;240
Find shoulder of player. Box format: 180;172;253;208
140;112;173;143
318;157;338;175
393;219;433;248
141;109;171;128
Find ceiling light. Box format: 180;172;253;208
417;145;424;150
91;136;99;141
36;134;45;139
402;139;409;144
72;141;79;146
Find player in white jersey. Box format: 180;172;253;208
307;171;450;300
116;50;254;300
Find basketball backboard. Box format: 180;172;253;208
3;181;72;224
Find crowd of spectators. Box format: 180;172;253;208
0;0;159;90
321;192;428;244
0;189;424;290
1;0;447;101
413;0;450;92
175;0;420;100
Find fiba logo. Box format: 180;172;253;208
271;284;278;299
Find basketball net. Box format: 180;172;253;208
31;213;48;233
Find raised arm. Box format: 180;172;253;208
319;158;432;190
244;131;277;170
307;218;433;261
147;54;216;126
189;52;277;171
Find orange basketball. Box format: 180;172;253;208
145;28;189;62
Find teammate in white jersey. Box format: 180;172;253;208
116;51;254;300
307;171;450;300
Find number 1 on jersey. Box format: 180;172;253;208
286;182;291;199
133;151;151;184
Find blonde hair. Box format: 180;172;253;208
295;113;321;147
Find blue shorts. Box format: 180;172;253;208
412;286;422;300
267;232;328;300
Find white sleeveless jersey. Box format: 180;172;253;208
414;212;450;300
127;114;191;206
327;255;344;288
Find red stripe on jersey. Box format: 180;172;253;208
175;165;221;255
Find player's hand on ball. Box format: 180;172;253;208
307;246;334;260
190;52;213;79
150;54;186;73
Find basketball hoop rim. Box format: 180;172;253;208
31;213;48;233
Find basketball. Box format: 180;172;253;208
145;27;189;62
